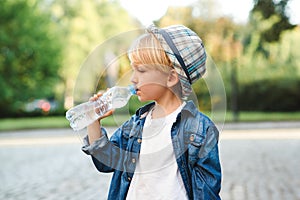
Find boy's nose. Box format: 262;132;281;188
130;73;137;84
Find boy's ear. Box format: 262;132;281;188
167;69;179;88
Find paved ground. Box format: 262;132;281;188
0;124;299;200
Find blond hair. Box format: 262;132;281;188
128;32;183;98
128;33;172;73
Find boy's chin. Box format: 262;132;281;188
137;96;151;102
137;96;145;102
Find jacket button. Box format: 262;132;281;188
137;138;142;143
128;177;131;181
132;158;136;163
190;134;195;141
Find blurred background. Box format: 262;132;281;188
2;2;299;199
1;0;300;130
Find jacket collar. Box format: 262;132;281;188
135;102;155;119
181;100;198;117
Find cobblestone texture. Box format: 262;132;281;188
0;127;299;200
219;138;300;200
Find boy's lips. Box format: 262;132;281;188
135;88;141;95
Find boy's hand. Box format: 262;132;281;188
89;91;115;121
87;90;114;145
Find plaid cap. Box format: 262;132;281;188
147;24;207;99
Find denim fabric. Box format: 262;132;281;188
82;100;221;200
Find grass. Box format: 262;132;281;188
229;111;300;122
1;111;300;132
205;111;300;123
0;116;69;131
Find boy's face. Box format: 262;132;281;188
130;64;170;102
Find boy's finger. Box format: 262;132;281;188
99;109;114;120
96;91;103;97
89;94;99;101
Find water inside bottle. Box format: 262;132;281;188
69;108;98;131
66;102;99;131
112;98;128;108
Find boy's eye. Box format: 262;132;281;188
136;66;146;73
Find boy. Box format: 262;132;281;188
82;24;222;200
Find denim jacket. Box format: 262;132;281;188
82;100;221;200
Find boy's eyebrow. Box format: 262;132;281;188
131;62;143;68
131;64;141;70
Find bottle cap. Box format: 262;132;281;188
128;85;136;95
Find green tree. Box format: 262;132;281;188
241;0;298;82
247;0;296;56
251;0;296;43
0;0;62;117
48;0;139;108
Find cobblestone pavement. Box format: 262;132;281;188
0;126;299;200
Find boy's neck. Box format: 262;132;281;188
152;95;183;119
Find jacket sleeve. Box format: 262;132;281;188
82;120;132;173
190;125;222;200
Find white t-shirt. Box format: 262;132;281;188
126;103;188;200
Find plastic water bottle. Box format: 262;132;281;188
66;85;136;131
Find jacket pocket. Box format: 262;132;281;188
188;133;204;166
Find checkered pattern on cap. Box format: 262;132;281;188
147;24;207;99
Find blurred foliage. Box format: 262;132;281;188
250;0;296;43
238;78;300;111
47;0;139;108
240;26;300;82
1;0;299;118
0;0;63;117
0;0;140;117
